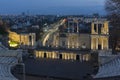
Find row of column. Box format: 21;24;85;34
91;22;109;35
19;33;36;46
54;35;79;49
68;21;79;33
35;51;90;61
91;37;109;50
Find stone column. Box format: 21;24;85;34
68;37;70;48
77;21;79;33
68;22;70;33
91;37;93;50
96;38;98;50
101;38;104;50
106;37;109;50
77;35;79;48
91;23;94;34
72;22;74;33
97;24;98;34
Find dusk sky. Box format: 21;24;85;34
0;0;105;15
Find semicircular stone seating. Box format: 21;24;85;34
94;56;120;78
0;57;18;80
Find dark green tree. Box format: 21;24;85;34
0;22;8;35
105;0;120;53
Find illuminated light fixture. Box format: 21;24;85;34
8;40;19;48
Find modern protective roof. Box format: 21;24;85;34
94;56;120;78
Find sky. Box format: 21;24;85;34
0;0;105;15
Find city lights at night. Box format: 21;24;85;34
0;0;120;80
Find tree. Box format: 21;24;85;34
0;21;8;35
105;0;120;53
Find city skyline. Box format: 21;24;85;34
0;0;105;15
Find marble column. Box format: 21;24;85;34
96;38;98;50
101;38;104;50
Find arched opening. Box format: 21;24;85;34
98;45;102;50
98;38;102;50
76;55;80;61
44;52;46;58
59;54;62;59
